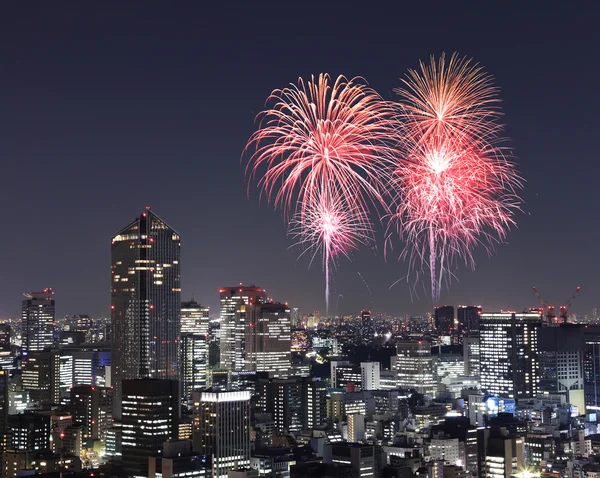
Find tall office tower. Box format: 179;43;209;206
70;385;112;448
457;305;482;335
256;376;303;434
360;362;380;390
434;306;455;335
347;414;366;442
193;390;251;478
360;310;374;344
245;302;291;377
22;289;55;352
303;378;328;430
463;333;481;377
219;286;266;371
480;312;542;399
111;207;182;419
121;379;179;477
331;362;362;390
181;300;210;335
180;333;209;404
21;349;60;404
392;339;435;396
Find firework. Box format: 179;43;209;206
245;73;394;313
389;53;522;304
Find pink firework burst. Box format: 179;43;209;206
245;73;394;313
389;53;522;304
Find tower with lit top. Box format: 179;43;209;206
111;207;181;419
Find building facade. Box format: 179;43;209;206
111;207;181;418
22;289;55;353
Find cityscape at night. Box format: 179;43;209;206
0;3;598;478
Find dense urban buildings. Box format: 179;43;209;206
110;207;182;419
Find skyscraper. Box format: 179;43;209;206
360;310;373;344
392;339;435;396
457;305;482;335
180;333;209;404
121;379;179;477
22;289;55;353
434;306;455;336
181;300;210;335
111;207;181;419
480;312;542;399
219;286;266;372
245;302;291;377
193;390;251;478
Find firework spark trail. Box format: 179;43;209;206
289;189;373;313
245;73;394;314
357;271;374;308
388;53;522;304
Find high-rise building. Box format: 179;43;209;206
303;378;327;430
291;308;300;326
21;349;60;404
360;362;380;391
434;306;455;336
180;333;209;404
245;302;291;377
181;300;210;335
111;207;181;419
193;389;251;478
0;369;7;476
480;312;542;399
392;339;435;396
219;286;266;372
22;289;55;352
7;413;50;452
121;379;179;477
323;443;384;478
0;323;11;347
457;306;482;335
463;333;480;377
256;376;303;434
360;310;373;344
70;385;112;447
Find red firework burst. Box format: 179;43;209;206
389;53;522;303
245;73;394;312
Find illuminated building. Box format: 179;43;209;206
360;310;373;344
360;362;380;391
256;376;303;434
7;413;50;452
0;323;11;346
245;302;291;377
111;207;181;419
392;339;435;396
434;306;454;336
323;443;384;478
22;289;55;353
22;349;60;404
347;414;365;442
181;300;210;335
70;385;112;447
121;379;179;477
181;333;209;403
219;286;266;372
304;377;327;430
291;307;300;326
331;362;362;390
457;305;482;335
480;312;541;399
463;333;480;377
192;390;251;478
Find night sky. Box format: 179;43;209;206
1;2;598;319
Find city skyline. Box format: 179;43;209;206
0;3;598;318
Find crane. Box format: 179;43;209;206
532;286;556;326
532;286;582;326
559;286;581;323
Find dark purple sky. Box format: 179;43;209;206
0;2;598;319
